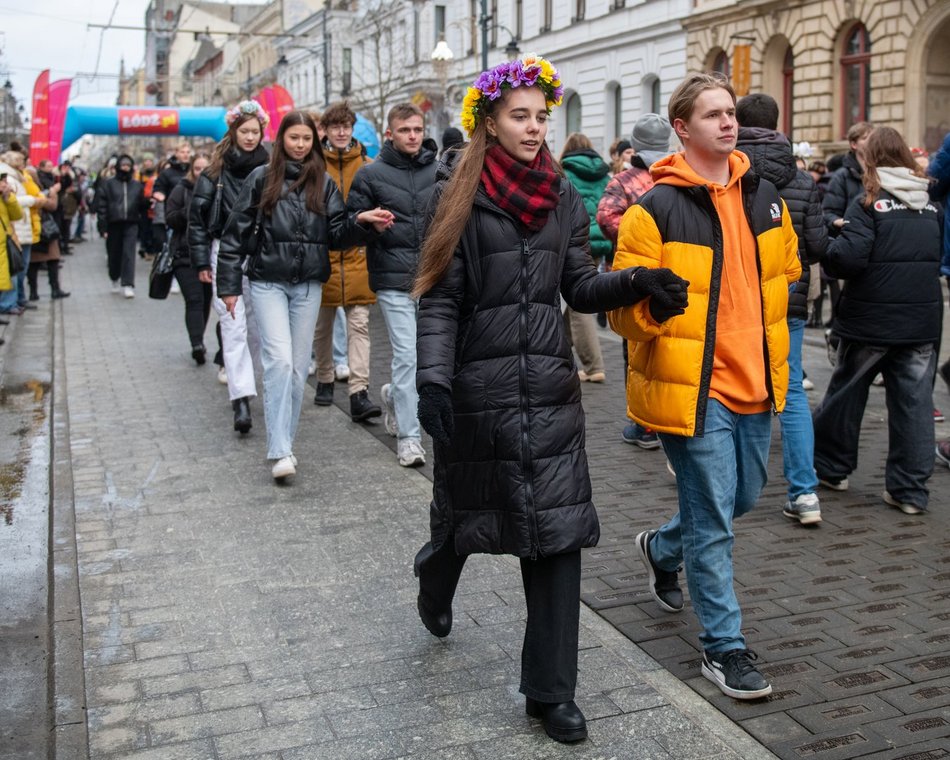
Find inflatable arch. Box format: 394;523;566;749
61;106;229;152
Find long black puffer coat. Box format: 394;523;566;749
188;145;269;270
346;141;437;292
216;162;361;296
416;167;645;559
822;151;864;235
737;127;827;320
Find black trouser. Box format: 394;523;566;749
813;339;936;507
106;222;138;286
174;264;212;348
420;540;581;702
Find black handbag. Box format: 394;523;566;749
1;216;24;276
208;180;225;237
40;211;60;242
148;230;175;299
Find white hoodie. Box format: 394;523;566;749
876;166;931;210
0;162;38;244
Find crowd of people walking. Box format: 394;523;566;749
9;55;947;746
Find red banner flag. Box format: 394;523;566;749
29;70;50;166
271;84;295;133
47;79;72;162
255;87;278;142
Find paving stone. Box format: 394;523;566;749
786;693;903;734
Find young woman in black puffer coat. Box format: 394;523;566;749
189;101;270;435
411;56;687;744
165;151;212;365
217;111;392;482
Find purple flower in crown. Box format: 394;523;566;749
520;64;541;88
507;60;527;87
552;84;564;102
477;71;505;100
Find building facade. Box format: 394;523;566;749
684;0;950;154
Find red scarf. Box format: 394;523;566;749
480;144;561;232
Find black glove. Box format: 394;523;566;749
418;385;454;445
631;267;689;323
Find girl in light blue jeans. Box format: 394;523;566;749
217;110;392;481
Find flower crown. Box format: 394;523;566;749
460;54;564;137
226;100;270;127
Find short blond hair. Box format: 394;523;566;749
668;72;736;126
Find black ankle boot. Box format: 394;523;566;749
232;397;252;434
314;381;334;406
49;262;69;299
413;542;465;638
525;698;587;742
191;345;207;366
350;389;381;421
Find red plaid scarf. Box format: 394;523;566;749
480;144;561;232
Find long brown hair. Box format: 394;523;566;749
559;132;593;161
861;127;925;207
414;88;560;298
207;113;263;180
260;110;326;216
186;151;212;183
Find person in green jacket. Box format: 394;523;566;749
559;133;610;381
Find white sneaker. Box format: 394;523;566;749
397;438;426;467
308;356;317;377
169;279;181;295
783;493;822;524
123;286;135;299
217;366;228;385
335;363;351;381
271;456;296;480
801;377;814;390
380;383;398;437
111;280;121;294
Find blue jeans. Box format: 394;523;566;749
0;239;21;311
813;339;935;507
333;306;348;366
653;399;771;653
249;280;323;460
15;243;31;306
780;318;818;499
376;288;420;440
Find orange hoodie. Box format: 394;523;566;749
651;151;770;414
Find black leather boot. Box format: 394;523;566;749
350;389;381;422
314;382;334;406
413;541;466;638
191;345;207;366
525;698;587;742
49;261;70;299
232;397;252;434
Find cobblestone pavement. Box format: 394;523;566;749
357;290;950;759
51;243;774;759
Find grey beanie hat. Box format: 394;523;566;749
630;113;673;167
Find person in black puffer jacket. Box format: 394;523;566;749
737;93;828;525
813;127;943;514
165;151;212;365
822;121;874;235
346;103;438;468
95;153;145;296
409;58;687;744
218;111;391;483
189;101;271;435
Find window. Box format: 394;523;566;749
514;0;522;39
469;0;478;55
712;50;730;77
614;85;623;138
651;78;661;113
574;0;585;22
342;48;352;96
840;23;871;135
542;0;552;32
435;5;446;44
491;0;498;46
413;6;421;63
566;92;581;134
605;82;622;139
641;76;661;115
782;46;794;137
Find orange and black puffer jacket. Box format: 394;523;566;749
321;139;374;307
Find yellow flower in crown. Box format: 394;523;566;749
458;54;565;137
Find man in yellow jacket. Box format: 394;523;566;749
609;72;800;701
